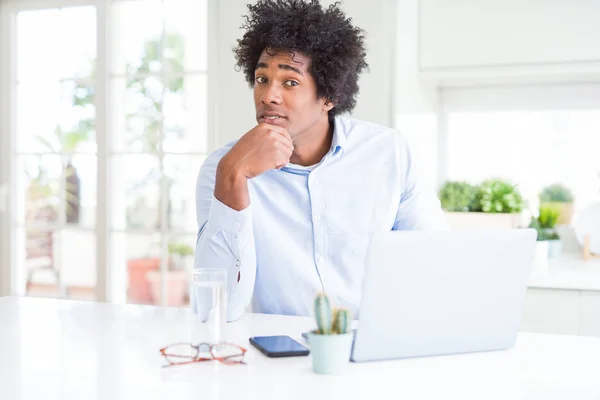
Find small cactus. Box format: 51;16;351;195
314;293;332;334
332;308;351;334
314;293;352;334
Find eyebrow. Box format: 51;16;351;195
255;62;304;76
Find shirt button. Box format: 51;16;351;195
315;215;322;221
234;221;241;228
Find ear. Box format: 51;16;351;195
322;99;335;112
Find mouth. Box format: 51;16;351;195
258;113;287;125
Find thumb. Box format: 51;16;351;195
274;160;288;170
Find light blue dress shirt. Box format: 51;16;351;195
194;116;448;321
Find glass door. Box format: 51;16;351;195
1;0;209;306
11;5;98;300
109;0;208;306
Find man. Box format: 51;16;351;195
195;0;447;321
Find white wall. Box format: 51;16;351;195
395;0;438;115
393;0;600;190
337;0;396;129
211;0;397;149
210;0;255;149
417;0;600;86
394;0;441;188
419;0;600;69
394;0;600;112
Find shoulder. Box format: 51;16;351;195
335;116;409;153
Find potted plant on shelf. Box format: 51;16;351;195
306;293;353;375
146;241;194;307
127;257;160;303
440;178;526;229
35;124;92;225
439;180;482;228
475;178;525;213
539;183;574;225
529;204;562;262
127;242;161;304
438;181;479;212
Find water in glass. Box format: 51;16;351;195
190;269;227;344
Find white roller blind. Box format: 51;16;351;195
442;83;600;112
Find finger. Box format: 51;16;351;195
275;152;291;169
265;129;293;152
279;129;293;143
274;136;294;154
260;123;292;142
259;122;286;133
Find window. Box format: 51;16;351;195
446;109;600;212
1;0;209;306
441;85;600;215
14;6;98;300
109;0;207;307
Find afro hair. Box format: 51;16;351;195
234;0;368;119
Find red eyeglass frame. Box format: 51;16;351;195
160;342;248;367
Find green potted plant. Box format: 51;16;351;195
540;204;562;258
539;183;574;225
438;181;479;212
306;293;353;375
440;178;526;229
439;180;481;228
147;241;194;306
35;124;91;225
529;204;562;262
474;178;524;213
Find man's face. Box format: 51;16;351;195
253;49;333;137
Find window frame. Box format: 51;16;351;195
0;0;215;304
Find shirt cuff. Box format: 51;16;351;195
208;195;252;235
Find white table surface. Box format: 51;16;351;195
1;296;600;400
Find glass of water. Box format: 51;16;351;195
190;268;228;344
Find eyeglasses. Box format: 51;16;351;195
160;342;247;367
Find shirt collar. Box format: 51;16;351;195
283;116;347;173
330;116;347;156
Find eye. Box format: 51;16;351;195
284;80;299;87
255;76;267;84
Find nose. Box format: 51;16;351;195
260;83;283;105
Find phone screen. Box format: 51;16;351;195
250;335;309;357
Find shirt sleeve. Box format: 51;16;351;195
393;134;450;231
193;150;257;322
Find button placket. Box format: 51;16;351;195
308;172;327;292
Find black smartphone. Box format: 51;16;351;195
249;335;310;358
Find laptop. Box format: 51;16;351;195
348;228;537;362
